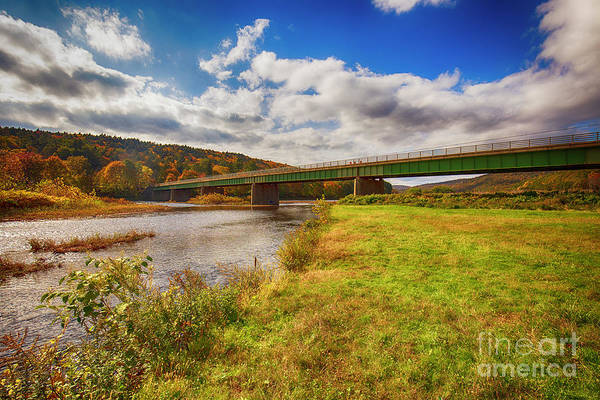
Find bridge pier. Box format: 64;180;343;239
169;188;194;202
152;189;171;202
200;186;224;195
354;177;385;195
251;183;279;206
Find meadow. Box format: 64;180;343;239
2;203;599;399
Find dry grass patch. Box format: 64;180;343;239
29;230;155;253
188;193;248;205
0;256;61;282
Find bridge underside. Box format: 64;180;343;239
153;143;600;205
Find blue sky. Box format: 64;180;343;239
0;0;599;185
3;0;545;96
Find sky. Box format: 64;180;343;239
0;0;599;185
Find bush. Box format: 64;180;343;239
34;178;90;199
0;255;255;399
0;190;58;210
430;185;454;193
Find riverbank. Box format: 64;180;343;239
0;189;170;221
145;205;599;399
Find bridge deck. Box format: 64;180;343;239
154;132;600;190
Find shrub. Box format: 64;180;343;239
430;185;454;193
277;225;317;272
406;187;422;195
312;195;332;223
0;190;58;210
34;178;90;199
1;255;250;398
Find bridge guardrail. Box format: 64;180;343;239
156;131;600;187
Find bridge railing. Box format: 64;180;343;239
156;131;599;186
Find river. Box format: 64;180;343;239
0;203;313;344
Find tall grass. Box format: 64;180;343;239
277;196;331;272
29;230;156;253
0;257;61;283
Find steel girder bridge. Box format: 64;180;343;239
153;131;600;205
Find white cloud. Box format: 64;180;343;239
220;38;232;49
372;0;450;14
0;0;599;167
62;7;151;60
198;19;269;81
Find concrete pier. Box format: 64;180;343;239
354;177;385;195
169;188;194;202
152;189;171;202
251;183;279;206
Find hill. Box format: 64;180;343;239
414;170;600;193
0;126;360;199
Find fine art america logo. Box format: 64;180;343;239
477;331;578;378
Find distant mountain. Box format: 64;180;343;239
414;170;600;193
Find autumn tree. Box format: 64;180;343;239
95;160;154;198
65;156;93;192
212;165;230;175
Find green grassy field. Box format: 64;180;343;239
139;205;600;399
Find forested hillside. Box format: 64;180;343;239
0;126;366;199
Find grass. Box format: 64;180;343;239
29;230;156;253
0;256;61;283
137;204;600;399
188;193;248;205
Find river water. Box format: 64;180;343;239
0;203;313;344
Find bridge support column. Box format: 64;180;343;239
354;177;385;195
169;188;194;202
200;186;224;195
152;190;171;202
251;183;279;206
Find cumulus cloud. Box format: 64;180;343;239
198;19;269;81
0;12;268;150
372;0;450;14
62;7;151;60
0;0;599;167
237;0;600;158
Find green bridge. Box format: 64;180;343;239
153;132;600;205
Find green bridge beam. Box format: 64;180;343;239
154;142;600;192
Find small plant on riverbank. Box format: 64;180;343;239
218;258;280;297
278;196;332;272
0;329;69;399
29;230;156;253
0;257;61;283
312;195;332;223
